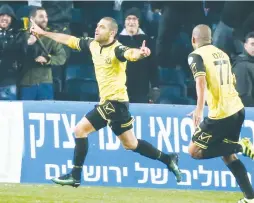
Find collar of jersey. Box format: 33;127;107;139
198;43;211;48
99;40;116;48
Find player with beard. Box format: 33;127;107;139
30;16;182;187
19;7;66;100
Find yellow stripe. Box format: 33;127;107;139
194;141;208;149
121;117;134;128
97;107;107;121
194;72;206;78
193;126;201;137
223;138;238;144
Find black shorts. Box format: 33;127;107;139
85;100;134;136
192;108;245;149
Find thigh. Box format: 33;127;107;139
97;101;134;136
37;83;54;100
192;117;224;150
20;86;36;100
85;106;107;131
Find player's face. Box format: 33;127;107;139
95;19;112;43
0;14;12;29
32;10;48;29
125;15;139;35
244;38;254;57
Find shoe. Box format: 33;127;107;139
239;138;254;159
167;153;182;183
238;198;254;203
51;173;81;188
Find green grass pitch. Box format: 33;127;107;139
0;184;242;203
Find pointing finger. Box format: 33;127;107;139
142;40;146;48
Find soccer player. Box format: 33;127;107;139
30;17;182;187
188;24;254;203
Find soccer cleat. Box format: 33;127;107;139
167;153;182;183
51;173;81;188
239;138;254;160
238;198;254;203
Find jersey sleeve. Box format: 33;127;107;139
114;45;130;62
67;36;94;51
188;53;206;79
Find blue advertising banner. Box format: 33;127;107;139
21;101;254;191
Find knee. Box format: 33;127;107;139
188;145;203;159
222;154;237;164
122;139;138;150
74;124;89;138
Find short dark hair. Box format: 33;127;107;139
29;7;46;18
245;32;254;43
102;17;118;33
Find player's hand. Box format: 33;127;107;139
187;108;203;128
27;34;37;45
140;40;151;58
30;19;45;36
35;56;47;65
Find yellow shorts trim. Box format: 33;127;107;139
97;106;107;121
223;138;238;144
121;117;134;128
194;141;208;149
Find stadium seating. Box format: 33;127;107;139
64;78;99;101
158;66;196;104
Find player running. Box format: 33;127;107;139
188;24;254;203
30;17;182;187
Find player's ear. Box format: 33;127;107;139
192;37;195;44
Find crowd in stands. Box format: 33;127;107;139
0;1;253;106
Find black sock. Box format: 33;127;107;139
133;139;169;165
71;137;88;180
227;159;254;199
202;143;242;159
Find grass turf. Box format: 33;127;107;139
0;183;242;203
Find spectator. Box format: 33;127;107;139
0;4;20;100
233;32;254;107
153;2;207;67
213;2;254;60
19;7;66;100
118;7;159;103
42;1;73;59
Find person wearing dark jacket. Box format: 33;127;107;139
19;7;66;100
213;2;254;60
118;7;159;103
233;32;254;107
152;2;206;67
0;4;20;100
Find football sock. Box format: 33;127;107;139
227;159;254;199
133;139;170;165
201;143;242;159
71;137;88;180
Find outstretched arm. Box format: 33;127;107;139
115;40;151;62
30;19;92;51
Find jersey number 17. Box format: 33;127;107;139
213;60;230;85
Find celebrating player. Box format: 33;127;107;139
188;24;254;203
30;17;182;187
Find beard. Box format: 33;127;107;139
36;21;47;29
